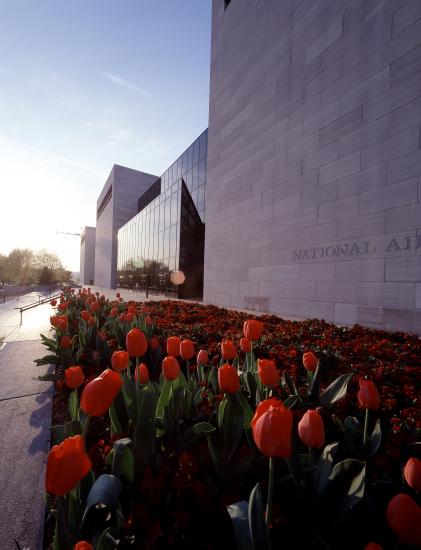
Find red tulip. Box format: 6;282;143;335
387;493;421;546
404;457;421;492
298;409;325;449
80;369;123;417
50;299;57;307
218;363;240;394
251;398;293;458
56;316;68;332
90;301;99;313
240;338;251;353
162;356;180;380
61;335;73;349
167;336;181;356
243;319;263;340
358;379;380;410
149;337;160;351
88;317;95;326
197;349;209;365
126;328;147;357
135;363;149;384
65;366;85;389
258;359;280;386
110;307;118;318
126;312;134;323
180;339;195;360
74;543;93;550
221;339;237;360
111;350;129;372
119;313;127;322
46;435;91;496
81;310;90;321
145;315;152;326
128;305;137;314
302;352;318;372
58;302;69;311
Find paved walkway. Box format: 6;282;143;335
0;293;54;550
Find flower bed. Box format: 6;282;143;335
39;289;421;550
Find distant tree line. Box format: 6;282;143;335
0;248;72;285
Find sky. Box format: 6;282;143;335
0;0;211;272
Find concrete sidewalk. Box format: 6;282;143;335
0;293;54;550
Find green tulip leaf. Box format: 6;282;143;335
134;385;157;466
69;390;79;422
34;354;60;366
209;364;219;394
95;527;121;550
365;418;382;458
176;422;216;452
319;373;353;407
283;395;299;409
80;474;122;536
111;438;135;482
314;442;339;499
227;500;253;550
155;379;172;419
248;483;271;550
122;373;137;423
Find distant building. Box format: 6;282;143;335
79;227;96;285
94;165;157;289
117;130;207;299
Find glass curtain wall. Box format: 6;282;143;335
117;129;207;298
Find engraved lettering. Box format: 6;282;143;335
386;238;401;253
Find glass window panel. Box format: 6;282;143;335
165;198;171;228
192;163;199;190
187;145;193;170
199;131;207;160
186;169;193;192
198;158;206;186
171;192;178;224
169;224;177;257
198;184;205;213
193;139;200;166
163;228;169;258
177;158;181;179
181;152;188;175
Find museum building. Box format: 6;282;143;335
82;0;421;334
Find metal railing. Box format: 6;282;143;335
14;292;61;326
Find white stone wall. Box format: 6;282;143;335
80;226;96;285
94;165;157;289
204;0;421;334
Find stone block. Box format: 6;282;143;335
283;281;316;299
335;258;385;282
301;180;338;208
298;299;335;321
305;17;343;65
357;282;415;308
316;281;358;302
390;43;421;86
317;195;359;223
361;126;419;169
360;178;418;214
319;105;363;147
392;1;421;36
334;302;358;325
416;283;421;308
385;255;421;282
302;141;339;173
339;116;389;157
386;202;421;232
298;262;335;281
363;71;421;124
319;152;361;185
305;58;341;100
337;164;387;199
339;67;390;115
388;97;421;136
388;149;421;184
336;211;386;239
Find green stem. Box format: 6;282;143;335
308;447;314;487
266;457;275;526
82;415;91;440
186;359;190;383
363;407;370;450
250;340;254;372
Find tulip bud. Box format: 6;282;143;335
240;338;251;353
357;379;380;410
111;350;129;372
74;542;94;550
251;399;293;458
180;339;195;360
162;356;180;380
302;351;318;372
403;457;421;492
81;310;90;321
135;363;149;384
50;299;57;307
197;349;209;365
126;328;147;357
46;435;92;496
61;335;73;349
65;366;85;389
386;493;421;546
298;409;325;449
166;336;181;356
218;363;240;394
221;339;237;360
80;369;123;417
243;319;263;340
90;301;100;313
257;359;280;386
110;307;118;318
